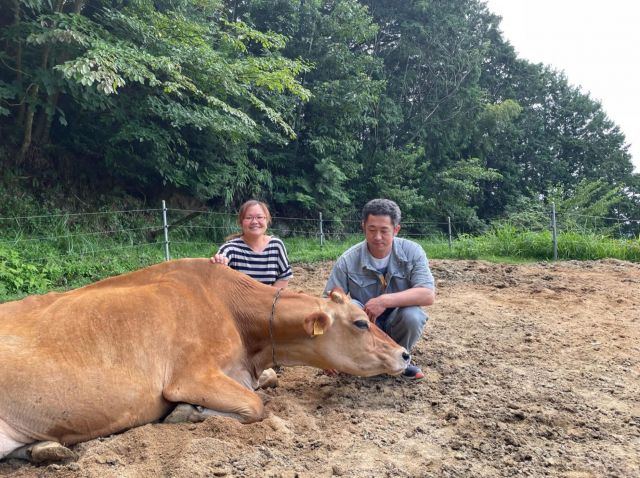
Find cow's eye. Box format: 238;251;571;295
353;320;369;330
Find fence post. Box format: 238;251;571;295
319;212;325;247
162;200;171;261
551;202;558;261
447;216;452;251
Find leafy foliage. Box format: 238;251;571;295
0;0;309;204
0;0;637;227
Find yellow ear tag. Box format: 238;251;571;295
313;320;324;336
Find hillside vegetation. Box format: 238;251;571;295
1;0;638;225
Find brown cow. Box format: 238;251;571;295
0;259;409;462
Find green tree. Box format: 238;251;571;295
478;23;636;204
0;0;310;203
549;178;629;234
237;0;384;218
356;0;502;228
1;0;637;234
470;99;524;219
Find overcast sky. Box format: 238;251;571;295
484;0;640;173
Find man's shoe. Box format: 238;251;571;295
402;364;425;380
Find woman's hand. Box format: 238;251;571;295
210;254;229;265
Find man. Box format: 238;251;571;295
324;199;436;379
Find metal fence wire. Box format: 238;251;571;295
0;201;639;264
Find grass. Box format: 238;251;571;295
1;222;638;303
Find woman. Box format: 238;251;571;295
211;200;292;288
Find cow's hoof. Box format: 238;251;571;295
257;368;278;389
28;441;77;463
164;404;205;424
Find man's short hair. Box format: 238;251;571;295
362;199;401;226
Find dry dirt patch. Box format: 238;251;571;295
1;260;639;477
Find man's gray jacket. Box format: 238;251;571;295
324;237;435;305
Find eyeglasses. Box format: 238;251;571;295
243;215;267;222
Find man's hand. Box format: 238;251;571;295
363;296;387;322
210;254;229;265
363;287;435;322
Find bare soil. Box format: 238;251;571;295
1;260;639;477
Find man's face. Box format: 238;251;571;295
362;214;400;259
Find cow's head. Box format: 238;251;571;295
300;289;410;377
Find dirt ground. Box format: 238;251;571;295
1;259;639;477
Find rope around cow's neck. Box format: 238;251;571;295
270;287;283;367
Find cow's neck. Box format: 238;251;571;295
265;290;326;368
226;280;323;374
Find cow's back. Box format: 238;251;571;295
0;259;237;444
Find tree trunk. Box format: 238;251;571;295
32;0;78;146
33;107;47;146
17;42;50;164
34;89;60;145
32;0;75;146
232;0;238;21
17;91;38;165
16;0;63;163
42;90;60;145
13;0;25;126
15;43;25;126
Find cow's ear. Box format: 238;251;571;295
329;288;346;304
304;312;332;337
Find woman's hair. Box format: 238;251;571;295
225;200;272;240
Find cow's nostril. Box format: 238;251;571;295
402;351;410;362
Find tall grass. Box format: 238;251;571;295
423;225;640;262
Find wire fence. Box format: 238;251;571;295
1;201;639;268
2;200;640;300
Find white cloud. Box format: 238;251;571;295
484;0;640;172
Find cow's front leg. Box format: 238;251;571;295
7;441;77;463
162;372;264;424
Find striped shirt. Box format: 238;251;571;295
217;237;293;285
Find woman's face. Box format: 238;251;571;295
241;204;268;238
